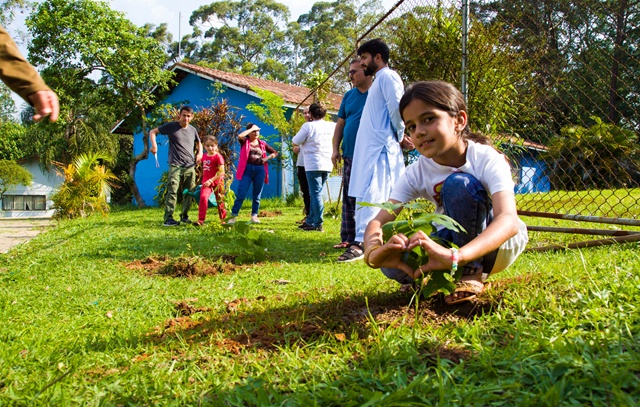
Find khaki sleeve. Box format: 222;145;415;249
0;25;51;103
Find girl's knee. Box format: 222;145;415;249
443;172;478;189
442;172;489;205
381;267;414;285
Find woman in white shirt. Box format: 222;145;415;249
292;103;336;232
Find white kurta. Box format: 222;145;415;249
349;67;405;200
348;67;406;241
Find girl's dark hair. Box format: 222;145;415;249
309;102;327;120
246;122;256;130
203;135;218;145
399;81;490;145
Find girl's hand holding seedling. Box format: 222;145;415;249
407;231;459;279
368;234;413;271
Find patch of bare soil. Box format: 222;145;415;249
125;255;243;277
258;209;283;218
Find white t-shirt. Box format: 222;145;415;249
390;140;528;275
292;120;335;172
296;147;304;167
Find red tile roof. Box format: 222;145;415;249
172;62;343;111
502;135;548;151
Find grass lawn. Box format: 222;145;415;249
1;198;639;405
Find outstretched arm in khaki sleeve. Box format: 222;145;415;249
0;25;59;122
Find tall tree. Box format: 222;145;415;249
0;160;32;200
26;0;173;207
0;0;32;26
293;0;383;90
382;5;533;137
189;0;292;81
472;0;640;139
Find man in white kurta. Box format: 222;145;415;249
348;38;410;258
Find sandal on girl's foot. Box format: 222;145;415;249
333;241;350;249
337;245;364;263
444;280;486;305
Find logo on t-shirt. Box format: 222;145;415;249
433;181;444;207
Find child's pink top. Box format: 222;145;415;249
202;152;224;186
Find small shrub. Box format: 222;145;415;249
51;152;117;219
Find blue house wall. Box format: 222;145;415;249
514;150;551;194
133;73;294;206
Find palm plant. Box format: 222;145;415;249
51;152;118;219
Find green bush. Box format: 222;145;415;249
51;153;117;219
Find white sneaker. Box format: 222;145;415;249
251;215;260;223
227;217;237;224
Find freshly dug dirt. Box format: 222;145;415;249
125;254;242;277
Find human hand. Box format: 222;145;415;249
28;90;59;122
366;233;415;277
400;137;415;151
293;146;300;154
331;151;341;167
407;231;455;279
195;152;203;164
150;144;158;154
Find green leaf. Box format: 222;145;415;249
422;270;457;298
359;201;404;214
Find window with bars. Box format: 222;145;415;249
2;195;47;211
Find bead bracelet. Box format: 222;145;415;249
450;248;460;274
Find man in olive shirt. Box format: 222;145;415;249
0;25;58;122
150;106;203;226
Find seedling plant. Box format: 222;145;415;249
362;200;466;298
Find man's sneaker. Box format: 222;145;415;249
163;218;180;227
251;215;260;223
227;217;237;224
301;224;323;232
298;222;311;229
180;216;192;224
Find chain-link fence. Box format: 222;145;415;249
308;0;640;249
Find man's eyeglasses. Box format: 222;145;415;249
348;70;362;76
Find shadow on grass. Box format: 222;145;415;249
144;286;498;352
64;221;363;265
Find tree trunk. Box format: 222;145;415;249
608;0;628;125
128;106;151;207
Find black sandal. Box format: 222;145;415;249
337;243;364;263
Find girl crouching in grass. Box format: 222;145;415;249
363;80;528;304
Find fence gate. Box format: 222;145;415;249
305;0;640;251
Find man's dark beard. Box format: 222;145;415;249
364;61;377;76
